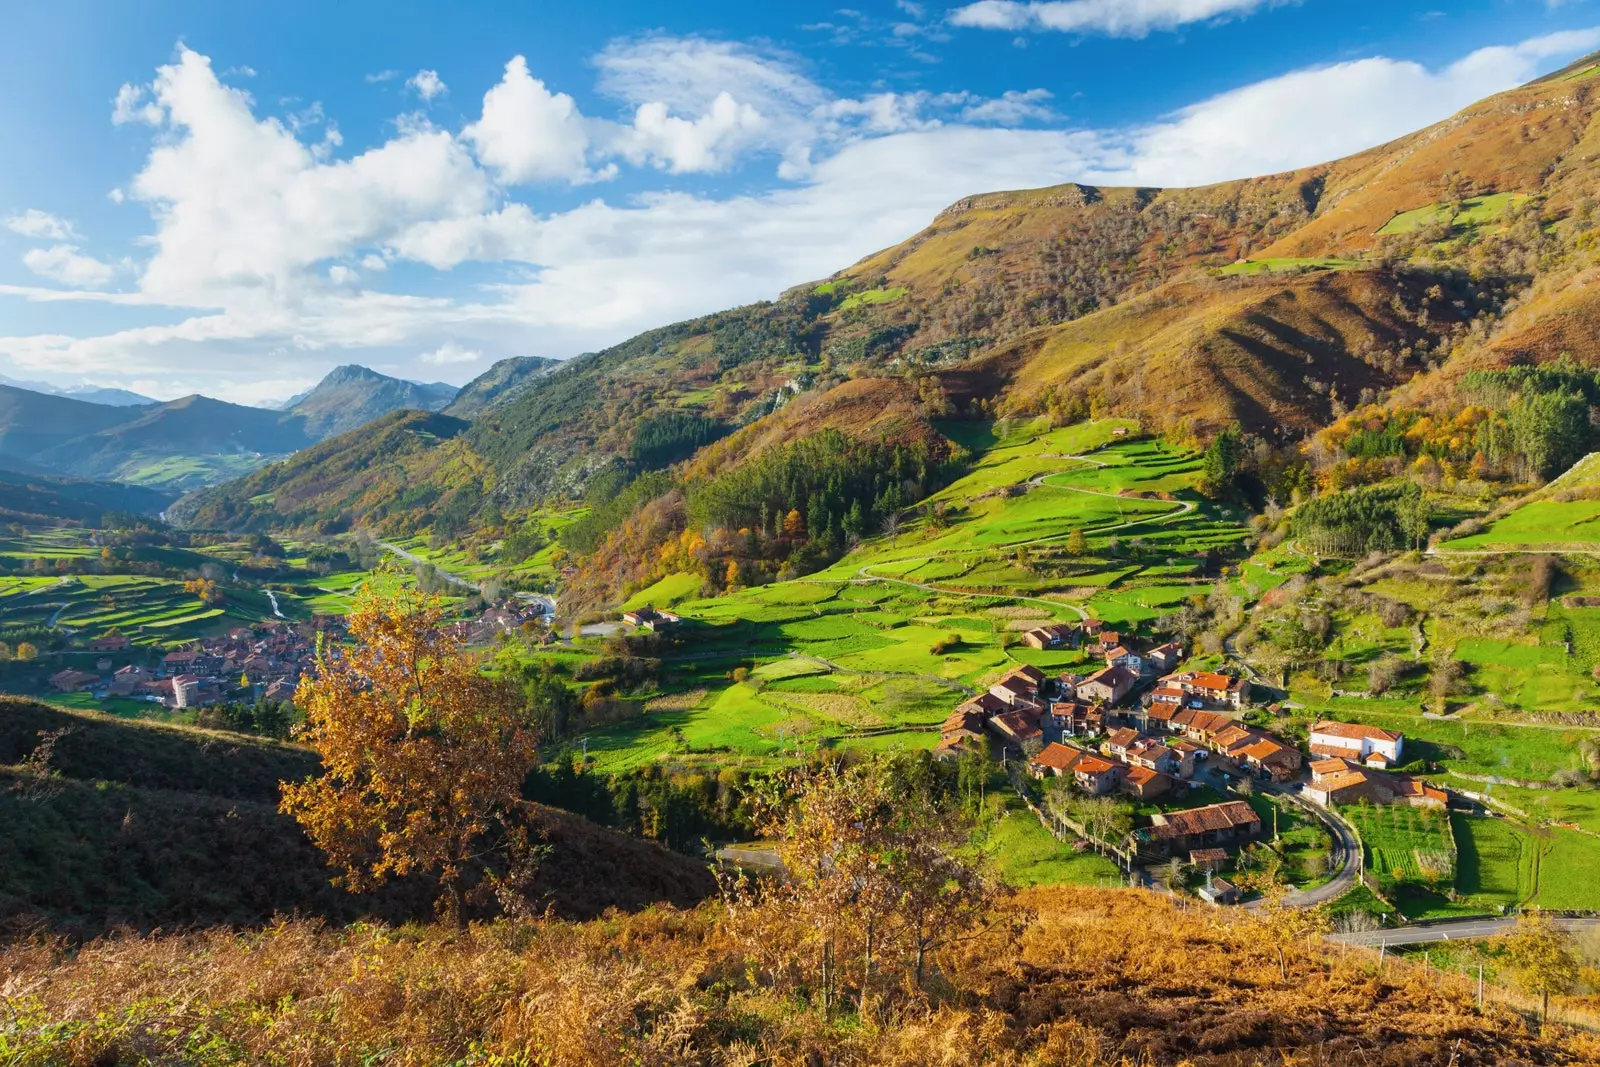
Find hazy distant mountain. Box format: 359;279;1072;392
443;356;561;419
283;364;459;440
0;383;315;490
0;374;155;407
0;466;176;526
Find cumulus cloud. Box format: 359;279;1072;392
421;341;482;365
22;245;117;287
408;69;447;100
619;92;766;172
3;209;76;240
462;56;598;184
2;30;1596;399
949;0;1281;36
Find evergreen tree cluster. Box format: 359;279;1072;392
686;429;954;555
1290;482;1430;555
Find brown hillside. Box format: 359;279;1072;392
685;376;948;482
0;701;715;939
4;886;1592;1065
982;269;1475;436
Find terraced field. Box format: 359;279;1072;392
578;420;1252;787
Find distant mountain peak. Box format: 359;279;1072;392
284;363;459;440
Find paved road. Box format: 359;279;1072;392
377;540;557;616
1331;916;1600;947
378;541;481;592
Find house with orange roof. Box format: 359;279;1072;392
1309;720;1404;765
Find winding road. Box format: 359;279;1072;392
1330;916;1600;947
377;540;557;615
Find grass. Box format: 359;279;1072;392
978;796;1124;887
1215;257;1360;277
1375;193;1530;236
837;286;907;311
1444;498;1600;550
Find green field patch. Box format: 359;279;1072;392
1445;498;1600;550
1451;814;1533;912
620;572;704;610
1215;257;1360;277
1376;193;1530;236
837;286;907;311
979;799;1123;887
1346;803;1455;894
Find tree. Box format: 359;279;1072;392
782;508;806;538
15;642;37;662
1499;912;1582;1027
1510;389;1590;480
280;580;542;925
741;758;1007;1015
1066;528;1088;556
1199;424;1243;500
1395;482;1431;550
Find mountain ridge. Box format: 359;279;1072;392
177;56;1600;544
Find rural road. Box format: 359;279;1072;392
378;542;480;592
1330;916;1600;947
378;540;556;615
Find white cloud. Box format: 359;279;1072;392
366;70;400;83
462;56;598;184
22;245;117;287
620;92;766;173
1100;27;1600;185
126;46;497;306
949;0;1281;36
421;341;482;365
408;69;447;100
3;209;76;240
3;31;1596;399
112;82;163;125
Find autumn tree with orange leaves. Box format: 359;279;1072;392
281;579;542;925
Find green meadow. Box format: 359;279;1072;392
569;420;1254;775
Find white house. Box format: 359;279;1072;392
1308;720;1404;766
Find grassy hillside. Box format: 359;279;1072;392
169;410;484;534
0;699;716;938
0;467;174;525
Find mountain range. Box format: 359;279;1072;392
171;53;1600;542
0;359;568;498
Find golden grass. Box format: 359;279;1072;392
1;887;1589;1066
644;688;709;713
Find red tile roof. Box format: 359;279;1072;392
1311;720;1402;744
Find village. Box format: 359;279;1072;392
935;616;1446;904
43;597;551;711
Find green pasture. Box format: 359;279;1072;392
1215;257;1360;277
837;286;907;311
1443;498;1600;550
979;797;1124;887
1376;193;1530;236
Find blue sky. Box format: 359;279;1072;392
1;0;1597;405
